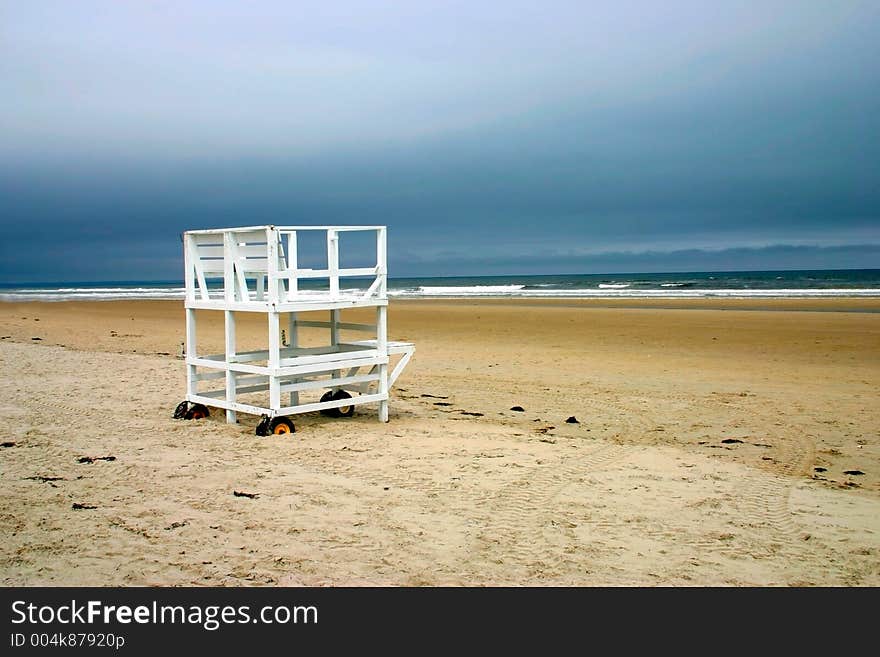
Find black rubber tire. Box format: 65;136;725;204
269;416;296;435
255;414;271;437
173;401;189;419
320;390;341;418
184;403;209;420
332;390;355;417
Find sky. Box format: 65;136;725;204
1;0;878;282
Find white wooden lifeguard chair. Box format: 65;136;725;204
172;225;414;435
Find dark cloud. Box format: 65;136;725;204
1;2;878;281
396;244;880;277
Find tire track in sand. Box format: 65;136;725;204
684;419;817;570
458;393;651;583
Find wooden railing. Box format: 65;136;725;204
184;225;387;305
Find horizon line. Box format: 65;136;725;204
2;266;879;287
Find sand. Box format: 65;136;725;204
1;298;878;586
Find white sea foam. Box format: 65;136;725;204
388;287;880;299
598;283;630;289
410;285;527;296
0;287;187;302
4;284;880;302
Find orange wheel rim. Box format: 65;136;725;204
273;424;290;434
192;411;205;419
340;406;352;415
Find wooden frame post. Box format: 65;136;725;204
288;311;299;406
327;229;339;299
377;227;389;421
267;226;281;413
377;305;389;422
330;308;340;389
223;232;237;423
286;231;298;301
184;232;198;403
268;311;281;412
224;311;237;423
186;307;197;400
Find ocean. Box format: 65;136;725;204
1;269;879;301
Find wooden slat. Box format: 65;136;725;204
279;373;378;394
194;245;226;257
187;226;266;235
347;339;415;355
275;392;386;416
336;267;377;277
275;356;387;378
363;276;381;298
199;261;226;273
389;347;414;387
278;347;378;368
294;321;377;332
186;238;209;300
232;230;269;243
233;245;268;258
186;394;268;417
199;381;268;398
277;269;331;279
229;374;268;388
187;356;268;375
194;370;226;381
191;233;224;245
230;238;249;302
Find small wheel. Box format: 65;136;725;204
255;414;271;437
184;403;209;420
320;390;341;418
269;416;295;435
332;390;355;417
173;401;189;419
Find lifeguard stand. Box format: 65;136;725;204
172;225;414;435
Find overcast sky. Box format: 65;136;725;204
1;1;878;281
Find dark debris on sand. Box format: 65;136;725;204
72;503;97;510
510;406;525;412
77;456;116;464
233;490;259;499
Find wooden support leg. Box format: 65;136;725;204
186;307;197;400
288;312;299;407
377;305;389;422
268;311;281;411
225;310;237;423
330;308;340;390
378;364;389;422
